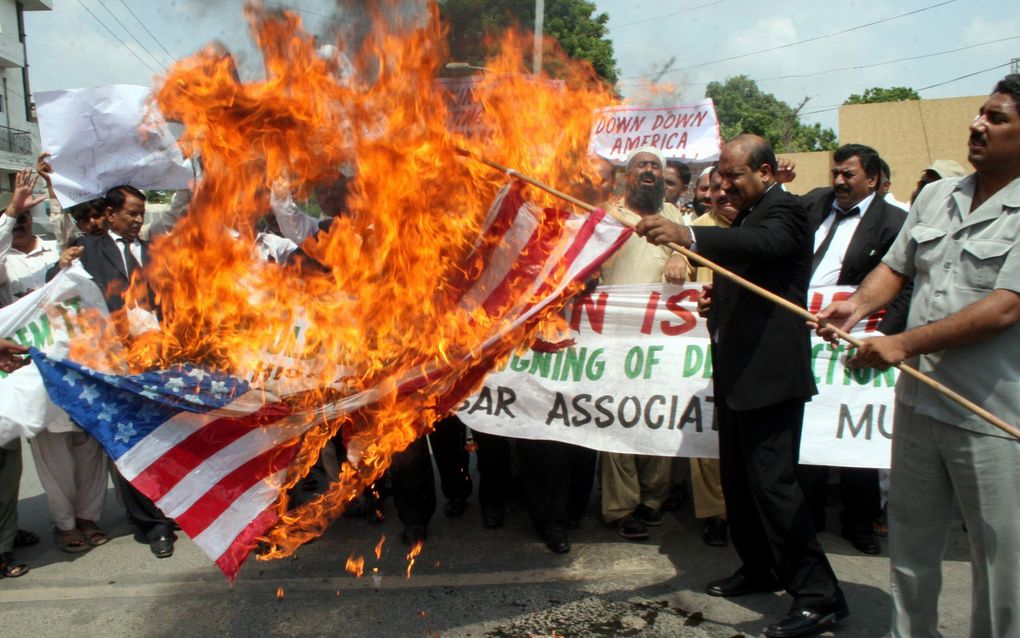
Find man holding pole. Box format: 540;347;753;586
816;74;1020;638
635;134;847;638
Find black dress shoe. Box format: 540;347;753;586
149;535;175;558
764;600;849;638
444;498;467;518
482;510;505;529
842;529;881;555
401;524;428;545
540;523;570;554
706;571;780;597
702;517;728;547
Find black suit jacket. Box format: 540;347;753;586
695;185;818;411
800;187;910;334
75;234;152;313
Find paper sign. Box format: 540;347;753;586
589;100;722;165
36;84;193;208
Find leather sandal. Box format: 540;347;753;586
76;519;109;547
54;527;90;553
0;551;29;578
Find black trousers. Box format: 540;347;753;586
718;397;841;609
389;415;472;527
113;467;174;540
471;429;513;513
516;438;595;529
798;464;882;535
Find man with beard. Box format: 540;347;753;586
636;135;847;638
817;74;1020;638
597;146;687;541
690;166;714;215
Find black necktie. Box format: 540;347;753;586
811;207;859;275
119;238;140;277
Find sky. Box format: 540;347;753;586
23;0;1020;135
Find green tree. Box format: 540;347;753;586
844;86;920;105
440;0;619;84
705;75;837;153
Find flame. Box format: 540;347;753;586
406;540;424;579
68;0;616;564
374;534;385;560
275;585;285;601
345;552;365;578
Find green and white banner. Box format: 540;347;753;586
458;283;897;469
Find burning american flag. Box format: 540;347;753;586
31;182;631;580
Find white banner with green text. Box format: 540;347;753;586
458;283;897;469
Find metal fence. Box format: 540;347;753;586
0;124;32;155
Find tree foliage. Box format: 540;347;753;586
705;75;837;153
439;0;619;84
844;86;921;105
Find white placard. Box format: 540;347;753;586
589;100;722;165
36;84;193;208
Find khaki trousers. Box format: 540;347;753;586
601;452;671;523
29;430;108;532
691;457;726;520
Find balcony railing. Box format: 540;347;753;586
0;125;32;155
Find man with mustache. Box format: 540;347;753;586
690;166;714;216
76;185;177;559
817;74;1020;638
0;169;58;306
597;146;688;542
636;134;847;638
793;144;909;557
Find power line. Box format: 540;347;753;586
612;0;729;30
76;0;162;76
622;34;1020;86
117;0;177;65
797;61;1015;118
95;0;168;71
624;0;960;80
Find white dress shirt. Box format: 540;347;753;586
0;214;61;306
810;192;875;288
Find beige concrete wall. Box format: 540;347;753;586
779;151;832;196
839;96;984;203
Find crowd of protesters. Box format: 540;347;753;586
2;73;1019;638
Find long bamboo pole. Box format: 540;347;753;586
467;153;1020;440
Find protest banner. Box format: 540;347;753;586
458;283;897;469
0;265;109;444
36;84;194;208
588;100;722;165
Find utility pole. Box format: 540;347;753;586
1012;57;1020;74
533;0;545;76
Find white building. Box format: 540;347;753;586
0;0;51;226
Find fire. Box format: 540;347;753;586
67;0;617;563
406;540;424;579
374;534;385;560
275;585;285;601
345;552;365;578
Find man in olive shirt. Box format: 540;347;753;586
818;74;1020;638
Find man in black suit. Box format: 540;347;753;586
793;144;908;556
636;134;847;638
78;185;177;558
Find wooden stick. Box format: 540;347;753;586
467;152;1020;440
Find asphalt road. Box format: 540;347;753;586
2;450;973;637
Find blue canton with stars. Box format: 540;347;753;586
29;349;251;461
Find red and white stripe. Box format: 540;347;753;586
114;390;311;580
